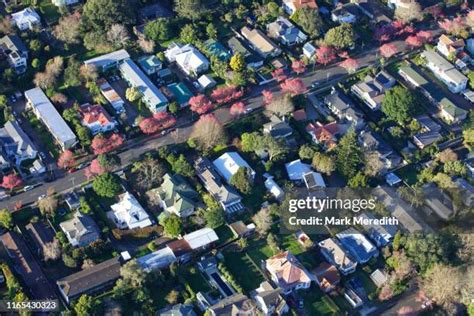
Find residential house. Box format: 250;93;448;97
325;88;365;129
422;183;455;220
263;115;293;140
303;171;326;189
0;152;10;170
439;98;467;123
372;186;426;232
25;221;55;260
344;281;364;308
79;103;117;135
306;121;342;150
267;17;307;46
466;157;474;179
120;58;169;113
227;36;264;68
318;238;357;275
467;38;474;56
412;115;442;149
165;82;194;107
60;212;100;247
138;228;218;271
336;228;379;264
0;35;28;74
57;257;122;304
0;120;37;165
351;71;396;111
165;43;210;76
228;221;256;238
370;269;388;288
160;304;197;316
454;178;474;207
138;55;162;75
282;0;317;15
109;191;153;229
97;79;125;114
285;159;325;189
264;174;285;200
208;293;255;316
154;173;199;218
421;50;468;93
313;262;341;293
65;191;81;210
359;213;397;247
52;0;80;6
84;49;130;72
356;0;392;24
437;34;465;59
331;4;359;24
25;87;77;150
195;157;244;213
358;129;401;172
252;281;289;316
213;152;256;183
303;42;317;59
241;26;281;58
398;65;466;124
29;159;46;175
197;74;217;90
1;232;57;300
11;8;41;31
264;251;313;294
204;39;231;61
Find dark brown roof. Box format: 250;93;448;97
1;231;57;300
57;257;121;299
166;239;192;257
25;222;55;252
228;221;250;237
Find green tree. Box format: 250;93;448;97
312;152;336;175
204;207;225;228
82;0;135;31
76;126;92;146
79;196;92;214
230;167;253;194
175;0;207;21
163;214;183;237
443;160;466;177
168;102;179;114
206;23;217;39
240;132;260;152
0;209;13;229
468;71;474;90
381;86;415;124
31;58;40;69
62;253;78;268
74;295;98;316
92;173;121;197
144;18;173;41
64;58;81;87
336;129;362;179
229;53;245;72
180;24;199;44
463;128;474;150
98;153;120;171
298;144;316;161
166;154;194;177
0;95;7;107
291;7;323;37
393;230;402;251
125;87;142;102
348;171;368;188
324;23;355;50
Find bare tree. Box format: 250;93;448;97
79;64;98;83
436;148;458;163
422;264;463;307
53;12;82;44
0;17;14;36
51;93;68;105
265;95;294;117
138;37;155;53
364;151;384;177
43;239;61;261
34;56;64;89
38;188;59;217
252;207;273;235
107;24;130;48
81;259;95;270
131;156;165;191
190;114;226;151
395;2;423;23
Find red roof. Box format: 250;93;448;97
286;0;318;10
306;122;339;149
80;104;113;126
292;109;307;121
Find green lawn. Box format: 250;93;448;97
215;225;235;246
302;287;341;316
246;238;276;264
183;267;211;294
38;0;61;24
222;251;265;293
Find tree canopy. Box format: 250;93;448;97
92;173;121;198
291;7;323;38
381;86;415;124
82;0;135;31
324;23;355;50
336;129;362;179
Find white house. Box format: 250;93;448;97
0;120;37;165
165;43;209;76
267;17;307;46
0;35;28;74
318;238;357;275
109;192;152;230
213;152;256;183
264;174;284;200
252;281;289;316
24;88;77;150
331;4;358;24
52;0;80;6
437;34;465;59
11;8;41;31
302;42;316;59
421;50;468;94
97;79;125;114
282;0;318;15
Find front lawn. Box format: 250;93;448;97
301;286;341;315
246;238;276;264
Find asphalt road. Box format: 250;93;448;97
0;28;442;211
